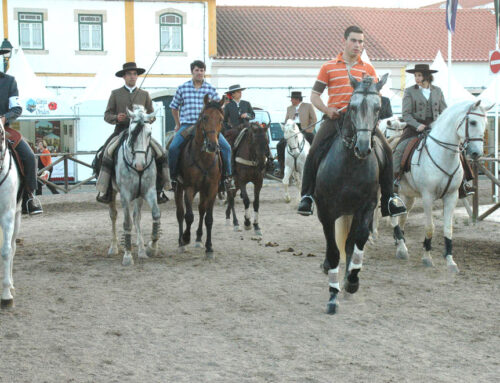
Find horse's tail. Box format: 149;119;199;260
335;215;353;263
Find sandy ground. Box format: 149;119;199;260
1;181;499;383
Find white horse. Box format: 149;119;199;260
378;116;406;141
0;121;21;308
282;119;310;203
108;106;160;266
391;100;493;272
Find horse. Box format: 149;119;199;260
379;116;406;141
282;119;310;203
314;74;388;314
175;95;224;257
225;122;269;235
108;105;160;266
0;121;21;308
391;99;493;272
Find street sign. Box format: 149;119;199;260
490;50;500;74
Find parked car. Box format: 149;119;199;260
252;108;283;158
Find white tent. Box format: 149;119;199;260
478;75;500;106
405;51;474;106
7;48;73;118
72;68;123;105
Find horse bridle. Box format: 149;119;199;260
341;90;380;149
198;109;222;154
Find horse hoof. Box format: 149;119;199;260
284;196;291;203
1;299;14;309
326;302;338;315
108;247;119;256
422;257;434;267
195;241;203;249
254;229;262;237
122;256;134;266
344;280;359;294
138;252;149;260
178;246;186;254
447;263;459;273
233;225;240;232
244;224;251;231
225;219;231;226
205;250;214;260
396;248;409;260
146;246;157;258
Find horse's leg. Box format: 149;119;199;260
253;178;263;236
391;195;415;260
283;161;292;203
175;186;186;252
240;182;252;230
108;191;119;256
204;197;216;258
195;196;206;249
344;208;373;294
322;216;341;315
133;198;147;259
230;189;239;231
145;189;161;258
421;193;435;267
120;198;134;266
182;187;195;246
442;192;459;273
1;211;16;308
9;207;21;294
370;188;381;243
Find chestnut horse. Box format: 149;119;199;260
175;95;224;257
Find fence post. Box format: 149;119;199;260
64;155;69;193
472;159;479;223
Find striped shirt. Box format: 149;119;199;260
312;53;377;110
169;80;220;125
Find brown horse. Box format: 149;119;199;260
225;122;269;236
175;95;224;257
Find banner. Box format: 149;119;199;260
446;0;458;33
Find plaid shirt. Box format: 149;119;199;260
169;80;220;125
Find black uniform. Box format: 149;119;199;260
223;99;255;131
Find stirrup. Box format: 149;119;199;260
26;195;43;216
388;195;407;217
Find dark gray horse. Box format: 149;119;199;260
315;74;388;314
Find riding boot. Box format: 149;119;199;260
96;184;112;204
297;155;316;216
381;194;407;217
23;191;43;215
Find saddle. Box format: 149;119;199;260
233;128;248;153
5;128;25;177
401;136;422;173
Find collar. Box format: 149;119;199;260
124;85;137;93
191;79;205;89
335;52;363;66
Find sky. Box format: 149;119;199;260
216;0;442;7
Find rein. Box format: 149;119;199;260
286;131;305;171
341;91;379;149
0;146;12;188
121;137;154;200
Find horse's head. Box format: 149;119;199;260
196;94;225;153
126;105;157;171
457;99;494;160
283;119;303;154
248;122;269;169
379;116;406;139
347;73;388;159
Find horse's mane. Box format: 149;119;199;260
202;101;223;113
432;100;477;129
128;121;144;148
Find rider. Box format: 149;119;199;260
0;49;43;215
169;60;234;190
297;25;407;218
223;84;255;131
395;64;475;198
96;62;170;204
276;91;317;177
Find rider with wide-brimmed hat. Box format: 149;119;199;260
0;48;43;215
95;62;170;204
223;84;255;131
395;63;474;198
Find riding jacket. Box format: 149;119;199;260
104;86;154;131
0;72;22;126
224;99;255;130
285;102;317;133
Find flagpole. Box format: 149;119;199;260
448;31;452;101
495;0;499;203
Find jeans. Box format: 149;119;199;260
168;123;232;178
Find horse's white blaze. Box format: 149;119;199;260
348;245;364;271
328;267;340;290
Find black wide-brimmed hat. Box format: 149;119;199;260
225;84;246;94
115;62;146;77
406;64;438;74
290;91;303;100
0;49;10;55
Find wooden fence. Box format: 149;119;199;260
36;151;96;193
472;157;500;222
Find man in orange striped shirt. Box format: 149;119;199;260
298;26;406;218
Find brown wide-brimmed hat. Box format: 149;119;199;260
406;64;438;74
115;62;146;77
225;84;246;94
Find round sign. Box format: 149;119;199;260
490;50;500;74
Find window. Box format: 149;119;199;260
79;14;103;51
160;13;182;52
19;12;44;50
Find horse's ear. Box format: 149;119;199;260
476;98;495;112
376;73;389;92
349;73;359;89
126;108;134;118
145;109;158;121
386;119;392;127
203;94;210;106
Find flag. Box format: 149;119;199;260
446;0;458;33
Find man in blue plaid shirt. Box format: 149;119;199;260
169;60;234;190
